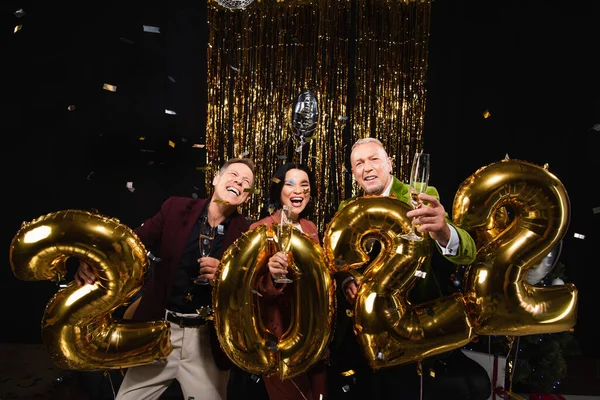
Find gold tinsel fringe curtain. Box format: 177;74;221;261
206;0;431;231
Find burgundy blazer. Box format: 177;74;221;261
131;196;250;369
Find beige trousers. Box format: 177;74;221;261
116;311;229;400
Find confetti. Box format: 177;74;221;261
214;199;230;205
139;136;145;141
591;124;600;132
14;9;26;18
340;370;355;377
119;37;134;45
103;83;117;92
168;140;175;148
168;76;176;83
338;115;349;121
244;188;260;194
126;182;135;193
276;154;287;160
482;109;491;118
142;25;160;33
593;206;600;214
140;149;155;152
239;150;249;157
251;289;263;297
414;270;427;279
196;166;212;171
181;137;188;143
192;144;206;148
14;25;22;33
165;109;177;115
192;193;199;199
67;105;76;111
271;177;281;183
573;233;585;239
86;171;94;180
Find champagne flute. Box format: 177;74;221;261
193;215;216;285
273;205;294;284
399;152;430;242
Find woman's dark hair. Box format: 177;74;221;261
269;162;317;219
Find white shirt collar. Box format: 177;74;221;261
381;178;394;197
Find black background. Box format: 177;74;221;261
2;1;598;358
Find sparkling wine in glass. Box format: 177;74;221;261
194;215;216;285
399;152;430;242
273;205;294;284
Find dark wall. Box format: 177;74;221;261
2;1;598;356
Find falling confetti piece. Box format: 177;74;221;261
192;144;206;148
126;182;135;193
276;155;287;160
192;193;199;199
14;25;22;33
196;166;212;171
271;177;281;183
593;206;600;214
214;199;230;205
139;136;145;141
341;370;355;377
239;150;249;157
244;188;260;194
140;149;155;152
14;9;26;18
67;105;76;111
168;140;175;148
230;65;240;72
119;37;134;44
103;83;117;92
591;124;600;132
165;109;176;115
168;76;176;83
142;25;160;33
573;233;585;239
482;109;491;118
338;115;348;121
87;171;94;180
181;137;188;143
414;270;427;279
251;289;263;297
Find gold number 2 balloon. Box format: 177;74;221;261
323;196;475;369
452;158;577;335
9;210;172;370
213;224;335;380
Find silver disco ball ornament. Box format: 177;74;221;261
217;0;255;9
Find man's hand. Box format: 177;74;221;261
197;256;221;285
74;261;98;286
407;193;451;247
344;278;361;305
267;251;289;281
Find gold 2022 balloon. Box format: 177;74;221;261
452;158;577;335
323;196;475;370
9;210;171;370
213;224;335;380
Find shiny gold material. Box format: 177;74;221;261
9;210;171;370
323;196;474;370
206;0;431;230
452;159;577;335
213;224;335;380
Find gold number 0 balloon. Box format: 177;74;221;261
9;210;171;370
323;196;475;370
452;158;578;335
213;224;335;380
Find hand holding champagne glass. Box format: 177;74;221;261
194;215;216;285
273;205;294;284
399;151;430;242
